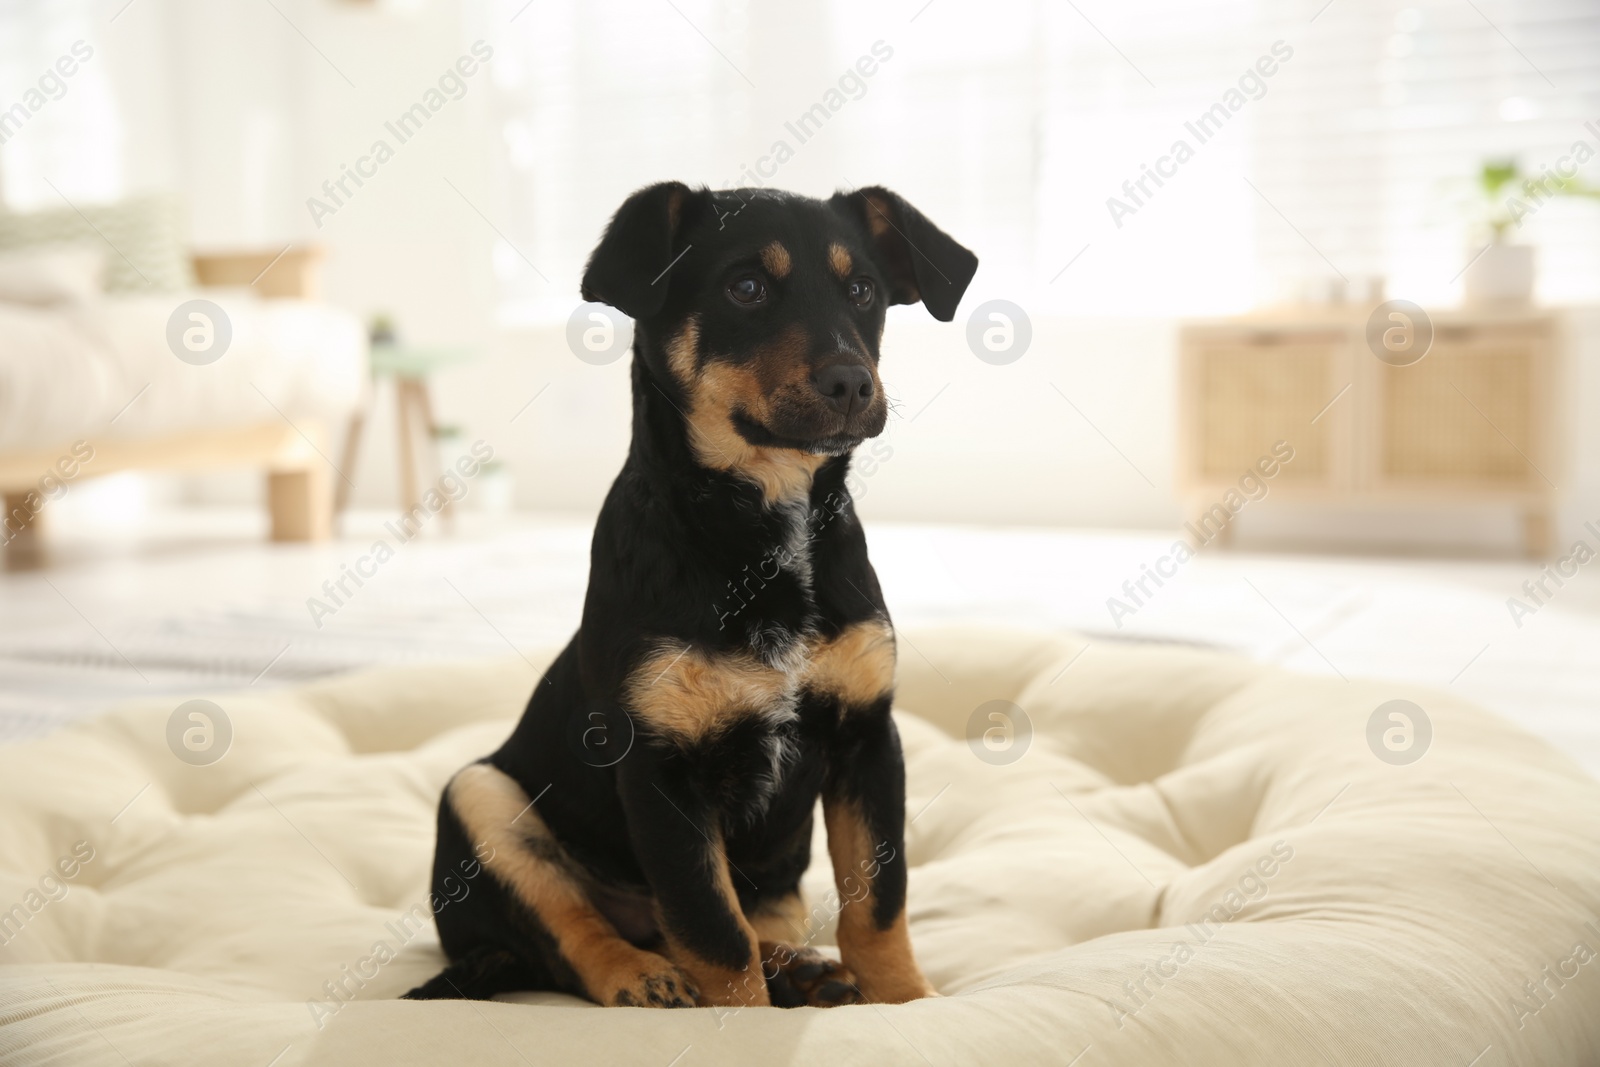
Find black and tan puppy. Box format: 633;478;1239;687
405;183;977;1010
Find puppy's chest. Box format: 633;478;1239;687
623;509;894;815
713;502;818;653
626;616;894;824
625;615;897;749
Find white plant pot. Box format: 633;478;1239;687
1463;243;1535;305
476;468;514;515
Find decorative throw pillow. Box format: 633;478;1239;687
0;244;105;305
0;193;194;293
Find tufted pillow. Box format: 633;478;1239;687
0;627;1597;1066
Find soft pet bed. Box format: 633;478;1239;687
1;627;1597;1066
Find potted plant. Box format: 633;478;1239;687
1463;160;1535;305
369;312;398;348
1463;158;1600;305
475;459;514;516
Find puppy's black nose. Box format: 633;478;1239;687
810;364;874;416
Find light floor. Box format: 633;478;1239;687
3;508;1598;777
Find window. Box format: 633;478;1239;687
490;0;1600;319
0;1;120;209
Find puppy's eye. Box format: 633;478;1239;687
848;278;874;308
727;275;768;306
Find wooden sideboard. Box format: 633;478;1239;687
1178;305;1562;557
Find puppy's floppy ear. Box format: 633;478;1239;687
831;187;978;322
581;181;707;320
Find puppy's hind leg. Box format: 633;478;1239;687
403;947;536;1001
445;762;698;1008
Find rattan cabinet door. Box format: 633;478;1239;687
1180;327;1350;494
1373;321;1552;493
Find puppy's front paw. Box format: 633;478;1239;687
760;941;865;1008
604;954;699;1008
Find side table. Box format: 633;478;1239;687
335;345;478;528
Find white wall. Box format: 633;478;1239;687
439;314;1181;528
442;311;1600;555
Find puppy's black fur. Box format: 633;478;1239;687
405;184;976;1009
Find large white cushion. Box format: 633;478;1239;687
1;627;1597;1065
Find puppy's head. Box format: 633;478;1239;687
581;184;977;490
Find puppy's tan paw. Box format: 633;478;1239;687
760;941;865;1008
603;955;699;1008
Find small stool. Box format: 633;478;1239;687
335;345;477;529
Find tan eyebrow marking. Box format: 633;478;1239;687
829;243;853;279
760;241;792;279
